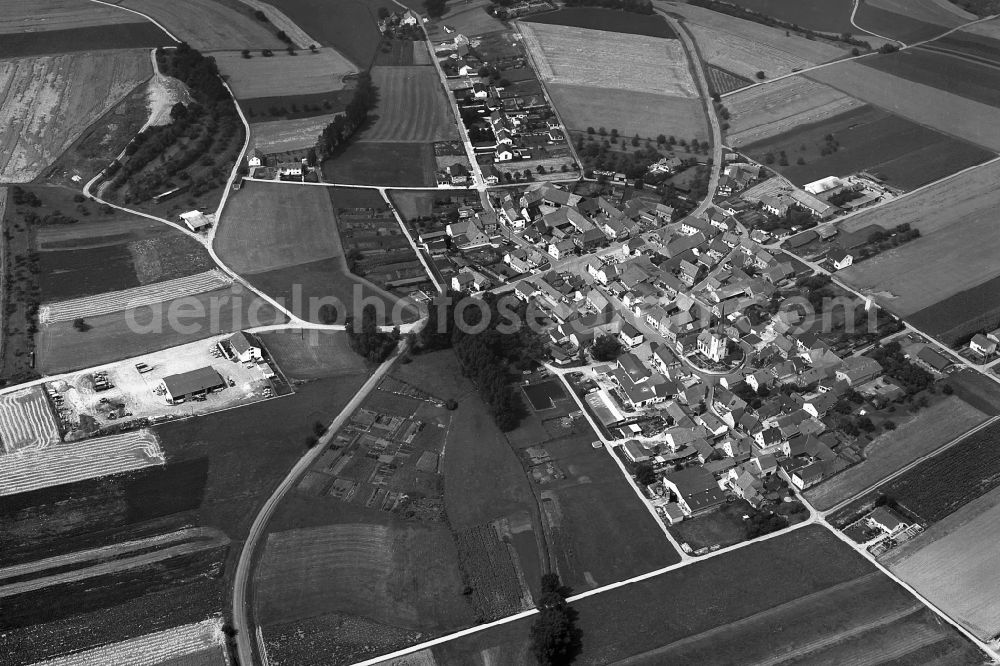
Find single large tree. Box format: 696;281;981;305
591;334;623;362
530;574;582;665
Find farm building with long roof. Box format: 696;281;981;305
159;367;225;402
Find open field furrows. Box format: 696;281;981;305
36;286;286;374
724;0;856;33
262;0;396;68
31;618;226;666
434;525;985;665
547;84;709;142
804;398;988;511
256;522;473;632
39;269;232;323
0;430;163;497
0;0;139;32
670;2;848;79
215;49;356;99
854;3;957;43
116;0;286;50
252;113;338;153
0;51;152;182
926;32;1000;66
741;104;996;190
724;76;864;146
806;59;1000;151
518;21;697;96
0;24;170;59
868;0;975;24
0;528;226;596
908;276;1000;344
863;47;1000;108
885;485;1000;641
525;7;676;37
454;522;531;621
361;66;460;143
215;180;340;274
234;0;317;48
0;387;61;454
836;160;1000;317
705;65;750;94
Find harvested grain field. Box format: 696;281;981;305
215;48;356;99
548;83;709;142
252;113;338;153
961;15;1000;39
725;76;864;146
235;0;317;48
885;484;1000;641
518;21;697;96
804;398;989;511
670;2;849;79
118;0;285;50
360;66;460;142
0;0;138;32
40;269;232;323
0;51;152;182
0;430;163;497
867;0;974;25
807;59;1000;151
0;387;61;454
29;617;227;666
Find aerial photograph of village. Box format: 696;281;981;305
2;0;1000;664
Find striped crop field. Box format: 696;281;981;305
34;617;227;666
0;387;61;454
40;269;232;323
0;429;164;496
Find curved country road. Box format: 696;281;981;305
231;342;407;666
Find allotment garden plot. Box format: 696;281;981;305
0;51;152;182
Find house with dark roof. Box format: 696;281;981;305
662;467;727;515
160;367;226;402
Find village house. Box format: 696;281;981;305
662;467;727;516
827;248;854;270
970;333;998;357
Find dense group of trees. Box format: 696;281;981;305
412;292;545;431
688;0;871;48
564;0;653;14
868;341;934;394
316;73;376;161
425;0;447;18
590;334;623;362
346;304;399;363
108;44;241;203
530;574;582;666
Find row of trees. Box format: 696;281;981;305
316;73;376;161
564;0;654;14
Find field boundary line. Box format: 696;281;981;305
86;0;181;42
849;0;901;47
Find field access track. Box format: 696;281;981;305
0;386;61;454
39;269;232;323
0;429;163;497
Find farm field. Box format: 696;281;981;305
360;66;460;143
525;7;676;37
866;0;976;24
548;84;709;142
519;22;697;96
724;76;864;146
741;104;995;190
423;0;505;40
0;51;152;182
433;525;985;665
0;0;138;32
0;387;61;454
214;49;357;99
35;285;285;374
961;15;1000;38
804;398;989;511
257;330;367;380
885;484;1000;641
262;0;396;68
854;0;961;43
908;275;1000;344
928;30;1000;65
724;0;856;33
322;141;437;187
704;65;750;94
669;1;849;80
242;88;355;122
117;0;286;50
234;0;318;48
950;369;1000;416
863;47;1000;108
806;59;1000;151
837;160;1000;318
251;113;337;153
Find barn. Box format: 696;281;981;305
159;366;226;402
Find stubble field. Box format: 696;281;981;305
116;0;286;50
252;113;338;153
519;21;697;96
724;76;864;146
0;50;152;182
215;48;357;99
0;0;138;31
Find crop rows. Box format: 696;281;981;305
454;522;528;622
0;387;61;453
0;429;163;496
34;617;225;666
40;269;231;323
882;421;1000;523
706;65;751;94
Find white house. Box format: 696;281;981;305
970;333;998;356
227;331;262;363
179;210;213;232
828;248;853;270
